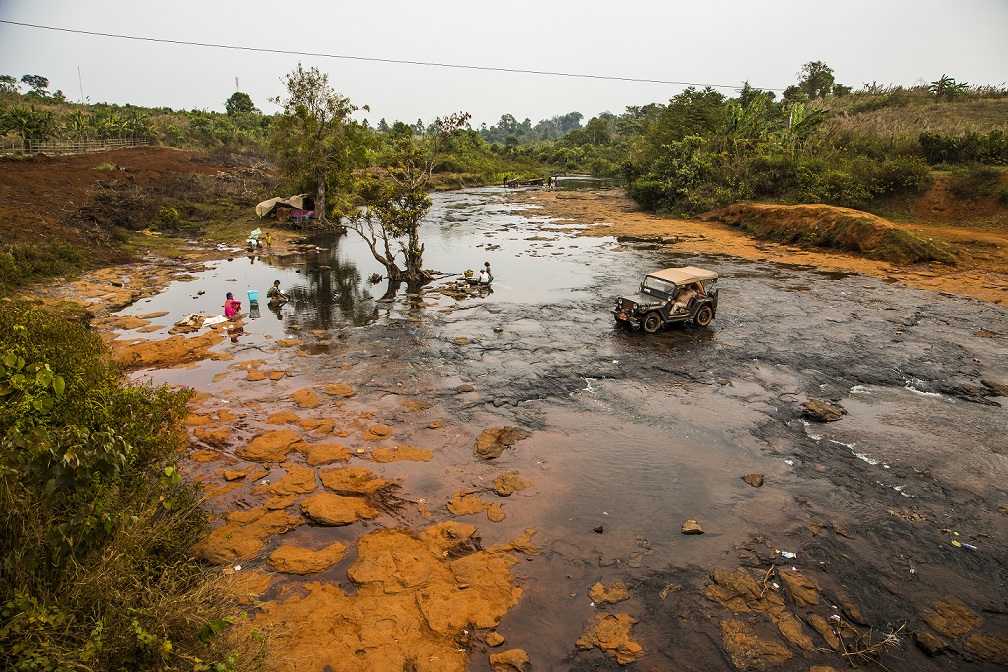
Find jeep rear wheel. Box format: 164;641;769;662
642;312;662;334
694;305;713;327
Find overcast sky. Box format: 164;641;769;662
1;0;1006;128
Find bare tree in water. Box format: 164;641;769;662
349;112;470;289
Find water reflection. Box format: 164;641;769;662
276;238;378;330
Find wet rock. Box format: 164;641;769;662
475;426;530;459
264;493;298;510
448;491;488;516
741;473;764;487
589;581;630;605
487;503;506;522
488;529;541;556
186;413;212;426
456;384;475;393
363;423;392;441
914;630;947;657
922;597;981;637
576;613;644;665
113;331;227;368
835;593;866;626
402;399;432;412
593;525;604;534
493;471;532;496
486;631;505;647
489;649;528;672
246;369;268;381
720;618;791;669
778;570;820;607
194;425;231;447
965;633;1008;664
801;399;846;422
703;569;785;614
266;411;301;425
301;492;378;525
255;463;317;496
291;388;321;408
776;611;814;650
372;444;433;463
428;420;446;429
454;337;470;345
303;442;352;466
323;382;355;397
276;338;303;347
807;613;840;651
268;541;347;575
194;507;303;564
981;379;1008;397
681;519;704;535
319;466;388;495
190;449;222;463
222;465;257;481
238;430;303;462
268;370;285;381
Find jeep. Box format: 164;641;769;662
612;266;719;333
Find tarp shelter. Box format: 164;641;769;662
255;194;311;219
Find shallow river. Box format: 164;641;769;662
118;187;1008;671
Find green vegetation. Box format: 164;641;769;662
0;302;249;671
0;237;85;289
621;68;1008;217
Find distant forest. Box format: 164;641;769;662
2;63;1007;217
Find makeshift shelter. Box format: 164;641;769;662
255;194;315;223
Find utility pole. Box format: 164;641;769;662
78;66;84;105
235;77;239;92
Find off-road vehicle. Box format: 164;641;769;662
612;266;719;333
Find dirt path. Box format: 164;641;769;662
513;188;1008;306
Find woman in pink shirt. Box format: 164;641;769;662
224;292;241;319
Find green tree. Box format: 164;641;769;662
269;64;367;228
928;75;969;101
0;74;20;95
20;74;49;97
225;91;257;116
350;112;471;288
785;61;836;99
583;117;612;146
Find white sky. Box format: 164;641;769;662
1;0;1006;128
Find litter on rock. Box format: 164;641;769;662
779;551;797;559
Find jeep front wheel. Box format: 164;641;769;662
642;312;662;333
694;305;713;327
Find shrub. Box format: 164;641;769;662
947;165;1002;200
0;237;84;291
0;302;243;671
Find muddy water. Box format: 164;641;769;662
118;187;1008;671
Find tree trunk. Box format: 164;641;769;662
315;172;326;226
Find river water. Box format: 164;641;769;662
118;186;1008;671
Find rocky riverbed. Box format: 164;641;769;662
63;186;1008;671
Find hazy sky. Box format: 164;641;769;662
1;0;1006;128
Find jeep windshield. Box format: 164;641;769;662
642;276;677;296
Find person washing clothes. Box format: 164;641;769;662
224;292;241;319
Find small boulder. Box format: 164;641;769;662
489;649;528;672
741;473;764;487
801;400;846;422
475;426;530;460
681;519;704;535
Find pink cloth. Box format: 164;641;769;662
224;299;241;318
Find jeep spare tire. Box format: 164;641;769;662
643;312;662;333
694;305;713;327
